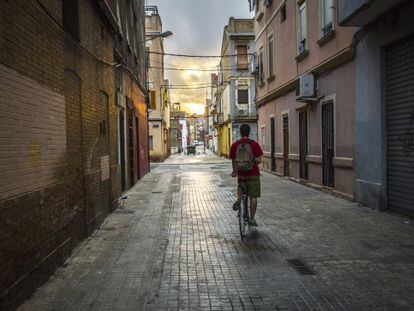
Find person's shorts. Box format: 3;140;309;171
238;176;261;198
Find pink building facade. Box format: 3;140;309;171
253;0;357;198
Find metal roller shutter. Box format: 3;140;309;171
386;35;414;215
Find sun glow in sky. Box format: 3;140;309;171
148;0;252;114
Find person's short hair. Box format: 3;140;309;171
240;124;250;137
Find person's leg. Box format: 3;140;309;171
233;183;242;210
250;197;257;220
247;177;260;226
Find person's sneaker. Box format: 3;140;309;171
232;200;241;211
248;219;258;227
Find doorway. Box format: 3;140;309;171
270;117;276;172
119;108;126;192
322;102;334;187
299;109;308;180
386;35;414;215
283;114;289;176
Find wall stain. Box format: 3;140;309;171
28;140;41;168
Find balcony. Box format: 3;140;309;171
145;5;158;16
231;104;257;121
338;0;405;26
213;113;231;126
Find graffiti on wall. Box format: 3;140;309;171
398;108;414;157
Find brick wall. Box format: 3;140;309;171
0;0;121;309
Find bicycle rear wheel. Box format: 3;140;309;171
239;196;249;238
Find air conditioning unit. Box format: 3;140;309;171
296;73;316;101
238;110;248;117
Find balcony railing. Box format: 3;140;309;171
322;22;333;37
298;39;307;55
213;113;225;125
231;104;257;120
145;5;158;16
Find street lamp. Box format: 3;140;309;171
145;31;173;42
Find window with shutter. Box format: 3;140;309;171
237;89;249;105
237;89;249;117
320;0;333;37
150;90;156;110
258;46;264;84
237;45;248;70
298;1;308;54
268;34;274;77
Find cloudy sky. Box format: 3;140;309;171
146;0;252;114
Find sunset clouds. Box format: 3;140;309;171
149;0;252;114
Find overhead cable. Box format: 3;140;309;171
35;0;116;66
147;51;254;58
149;66;251;72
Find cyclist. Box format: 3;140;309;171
229;124;263;227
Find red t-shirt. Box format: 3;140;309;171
229;138;263;177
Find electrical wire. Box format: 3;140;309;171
165;83;213;87
35;0;150;93
148;58;249;72
148;51;254;58
36;0;256;97
149;66;248;72
148;59;249;71
167;86;213;90
164;56;254;91
35;0;116;66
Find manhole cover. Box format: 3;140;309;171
287;259;316;275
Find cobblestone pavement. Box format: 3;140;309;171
20;154;414;310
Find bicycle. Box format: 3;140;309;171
238;177;251;238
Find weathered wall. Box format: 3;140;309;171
354;1;414;209
255;0;356;101
257;60;355;196
0;0;120;309
149;122;165;161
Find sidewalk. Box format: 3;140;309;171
20;153;414;310
162;147;230;164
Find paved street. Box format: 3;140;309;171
20;152;414;310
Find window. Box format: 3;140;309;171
320;0;333;37
99;91;109;135
261;127;266;150
298;1;308;55
99;121;107;135
259;46;264;84
149;136;154;150
268;34;274;78
237;45;248;70
281;3;287;22
62;0;80;40
237;89;249;105
150;90;156;110
237;89;249;116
